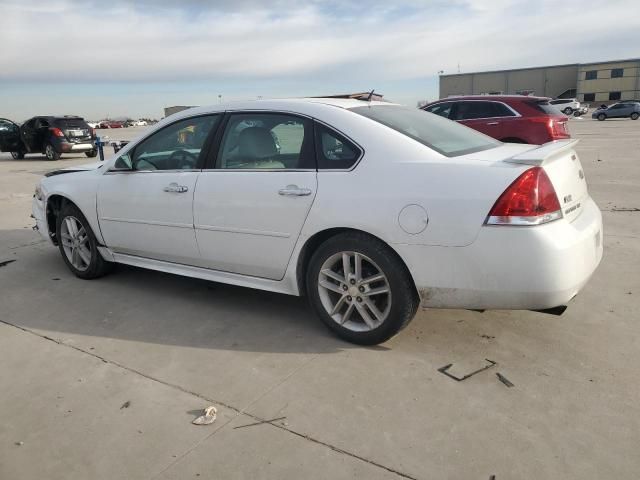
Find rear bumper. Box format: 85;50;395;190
395;197;603;310
55;139;95;153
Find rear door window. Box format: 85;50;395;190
217;113;314;170
453;101;497;120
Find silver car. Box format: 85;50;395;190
592;102;640;121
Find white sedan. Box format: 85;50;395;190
31;98;603;344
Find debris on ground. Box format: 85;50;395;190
480;334;495;340
15;441;24;446
612;207;640;212
120;400;131;409
0;259;17;268
192;406;217;425
438;359;496;382
496;372;515;388
234;416;287;430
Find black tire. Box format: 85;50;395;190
306;232;419;345
563;107;573;115
10;151;25;159
631;112;639;120
597;113;606;121
85;149;98;158
56;202;112;279
45;142;60;160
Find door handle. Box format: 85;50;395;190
163;182;189;193
486;121;500;125
278;185;312;196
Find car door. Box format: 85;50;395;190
97;114;221;265
193;112;317;280
452;101;504;139
608;104;626;118
0;118;22;152
19;118;39;152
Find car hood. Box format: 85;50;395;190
44;161;105;177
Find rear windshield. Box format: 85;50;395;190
350;105;500;157
53;118;89;128
527;100;561;115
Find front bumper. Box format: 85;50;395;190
32;196;51;242
395;197;603;310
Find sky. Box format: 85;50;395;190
1;0;639;120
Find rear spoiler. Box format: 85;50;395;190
506;139;579;166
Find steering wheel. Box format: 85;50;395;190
168;149;198;169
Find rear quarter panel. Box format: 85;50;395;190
302;117;531;248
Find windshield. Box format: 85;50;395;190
350;105;500;157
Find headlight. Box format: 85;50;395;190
34;184;44;201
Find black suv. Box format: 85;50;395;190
0;116;96;160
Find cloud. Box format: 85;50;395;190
1;0;639;85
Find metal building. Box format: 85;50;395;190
439;58;640;104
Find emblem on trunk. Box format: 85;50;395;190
564;194;573;204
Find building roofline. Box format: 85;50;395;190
440;58;640;77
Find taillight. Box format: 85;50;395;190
50;127;65;137
486;167;562;226
90;127;96;137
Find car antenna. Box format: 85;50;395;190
366;89;375;103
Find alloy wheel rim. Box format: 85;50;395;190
46;145;54;159
60;216;91;272
317;251;391;332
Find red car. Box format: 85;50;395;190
422;95;570;145
97;120;124;129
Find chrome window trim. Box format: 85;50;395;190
104;169;201;175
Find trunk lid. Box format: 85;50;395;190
506;139;588;223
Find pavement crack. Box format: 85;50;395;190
0;319;418;480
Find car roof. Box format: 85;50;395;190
162;98;397;123
428;95;549;104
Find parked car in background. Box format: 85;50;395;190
97;120;125;129
549;98;581;115
422;95;570;144
31;99;602;344
0;115;96;160
573;104;590;117
133;120;148;126
592;102;640;121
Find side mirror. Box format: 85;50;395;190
110;153;133;171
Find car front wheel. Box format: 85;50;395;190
306;232;419;345
45;143;60;160
631;112;639;120
563;107;573;115
85;149;98;157
56;203;112;279
597;113;606;121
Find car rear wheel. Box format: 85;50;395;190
45;143;60;160
306;232;419;345
56;203;112;279
85;150;98;157
631;112;639;120
597;113;606;121
10;151;25;159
